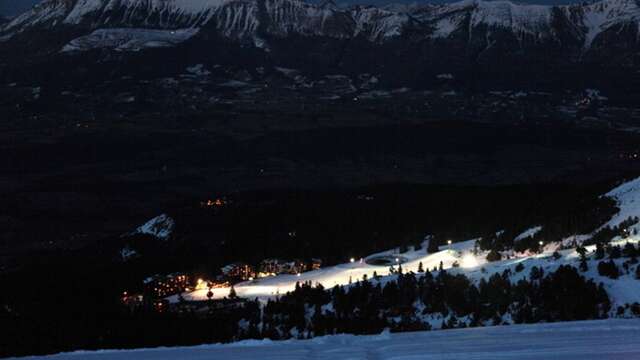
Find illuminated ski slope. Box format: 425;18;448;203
164;176;640;308
173;242;466;302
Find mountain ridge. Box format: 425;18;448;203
2;0;639;48
1;0;639;91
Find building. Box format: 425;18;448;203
221;262;255;281
310;258;322;270
120;291;144;311
200;197;228;208
257;258;321;276
258;258;286;276
143;273;190;298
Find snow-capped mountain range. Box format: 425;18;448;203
2;0;639;51
0;0;639;90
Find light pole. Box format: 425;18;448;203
447;240;452;250
538;241;544;253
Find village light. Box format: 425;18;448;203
539;241;544;246
350;258;355;263
395;258;399;263
461;254;478;268
297;273;301;277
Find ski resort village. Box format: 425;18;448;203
8;176;640;359
5;0;640;358
111;177;640;336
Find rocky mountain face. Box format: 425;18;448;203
0;0;639;90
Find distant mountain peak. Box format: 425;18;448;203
1;0;639;85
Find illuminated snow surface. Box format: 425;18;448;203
10;319;640;359
166;176;640;310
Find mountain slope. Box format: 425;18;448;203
166;176;640;313
3;0;639;48
9;319;640;359
1;0;639;90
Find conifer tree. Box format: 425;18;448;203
580;256;589;272
486;249;502;262
427;238;439;253
609;245;622;259
595;243;605;259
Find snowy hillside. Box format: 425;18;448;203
9;319;640;359
165;176;640;321
61;28;200;52
174;236;640;311
604;176;640;229
132;214;175;240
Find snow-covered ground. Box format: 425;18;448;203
11;319;640;360
61;28;199;52
173;234;640;310
172;243;463;302
132;214;174;240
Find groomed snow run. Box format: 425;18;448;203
10;319;640;360
167;176;640;310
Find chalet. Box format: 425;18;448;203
221;262;255;281
310;258;322;270
200;197;229;209
120;292;144;311
258;258;318;276
143;273;190;298
286;259;307;274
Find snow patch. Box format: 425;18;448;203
514;226;543;241
133;214;175;241
61;28;199;52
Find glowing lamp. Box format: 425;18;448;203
461;254;479;268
